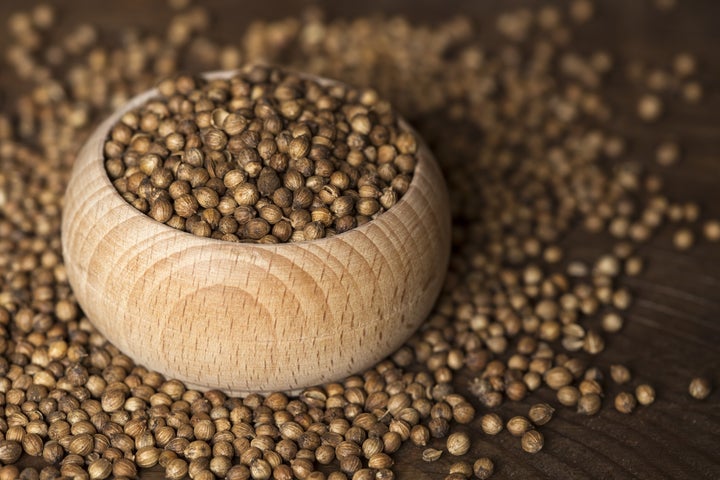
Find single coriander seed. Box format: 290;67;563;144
610;364;631;384
614;392;637;414
521;430;544;454
528;403;554;426
480;414;503;435
637;94;663;122
422;448;443;462
506;416;533;437
655;141;680;166
577;394;602;416
688;377;712;400
673;228;695;250
703;220;720;242
544;366;573;390
449;461;473;477
635;384;656;406
557;386;581;407
473;457;494;479
446;432;471;456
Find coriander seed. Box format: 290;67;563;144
480;414;503;435
637;94;663;122
544;366;573;390
410;425;430;447
614;392;637;414
0;441;22;464
422;448;443;462
449;462;473;477
602;312;624;333
473;457;494;479
447;432;471;456
635;384;656;406
528;404;554;426
578;379;603;396
577;394;602;416
506;416;533;437
689;377;712;400
703;220;720;242
656;142;680;166
557;386;581;406
521;430;544;454
610;365;631;384
673;228;695;250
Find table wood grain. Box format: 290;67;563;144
1;0;718;479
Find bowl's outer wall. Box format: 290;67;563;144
61;73;451;394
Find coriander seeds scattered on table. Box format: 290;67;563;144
1;0;719;479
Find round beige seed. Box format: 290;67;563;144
637;94;663;122
610;364;631;384
521;430;544;454
635;384;656;406
544;366;573;389
473;457;494;479
528;403;554;426
446;432;471;456
577;393;602;416
480;413;503;435
506;416;532;437
689;377;712;400
673;228;694;250
614;392;637;414
656;142;680;166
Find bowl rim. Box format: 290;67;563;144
91;67;437;250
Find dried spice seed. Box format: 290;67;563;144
544;367;574;390
689;377;712;400
602;313;624;333
449;462;473;477
703;220;720;242
410;425;430;447
673;228;695;250
521;430;544;454
656;142;680;166
528;404;554;426
557;386;581;407
506;417;533;437
610;365;632;384
637;94;663;122
422;448;443;462
0;441;22;464
614;392;637;414
473;457;494;479
480;414;504;436
577;394;602;416
447;432;471;456
635;384;656;406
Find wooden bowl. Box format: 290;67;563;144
61;71;450;395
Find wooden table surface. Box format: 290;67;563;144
1;1;719;479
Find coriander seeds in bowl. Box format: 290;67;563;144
104;65;419;243
62;65;450;394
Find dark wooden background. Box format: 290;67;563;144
1;1;719;479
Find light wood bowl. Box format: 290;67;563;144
61;71;450;395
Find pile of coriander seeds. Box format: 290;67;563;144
105;67;417;243
0;1;717;479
